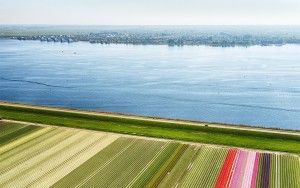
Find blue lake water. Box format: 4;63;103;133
0;39;299;129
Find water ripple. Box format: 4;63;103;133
0;77;75;89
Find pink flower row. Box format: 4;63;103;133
215;149;260;188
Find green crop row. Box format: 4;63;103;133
51;138;135;188
0;128;64;174
146;144;188;188
0;122;27;137
0;123;41;147
130;143;180;188
90;140;166;188
180;147;227;188
269;154;277;188
52;138;173;188
279;155;300;188
157;146;199;188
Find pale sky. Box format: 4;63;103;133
0;0;300;25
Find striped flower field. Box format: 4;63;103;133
0;121;299;188
213;149;300;188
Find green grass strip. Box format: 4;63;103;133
1;104;300;153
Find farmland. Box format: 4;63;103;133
0;121;299;188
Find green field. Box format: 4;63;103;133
0;121;299;188
0;104;300;153
179;147;227;188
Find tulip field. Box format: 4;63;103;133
0;121;299;188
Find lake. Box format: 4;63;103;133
0;39;299;129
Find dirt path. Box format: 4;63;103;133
0;101;299;136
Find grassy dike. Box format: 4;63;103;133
0;104;299;154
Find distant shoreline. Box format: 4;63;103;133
2;37;300;48
2;37;299;48
1;25;300;47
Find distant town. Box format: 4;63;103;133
1;25;300;47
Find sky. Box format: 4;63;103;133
0;0;300;25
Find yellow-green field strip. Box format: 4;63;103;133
0;121;299;188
